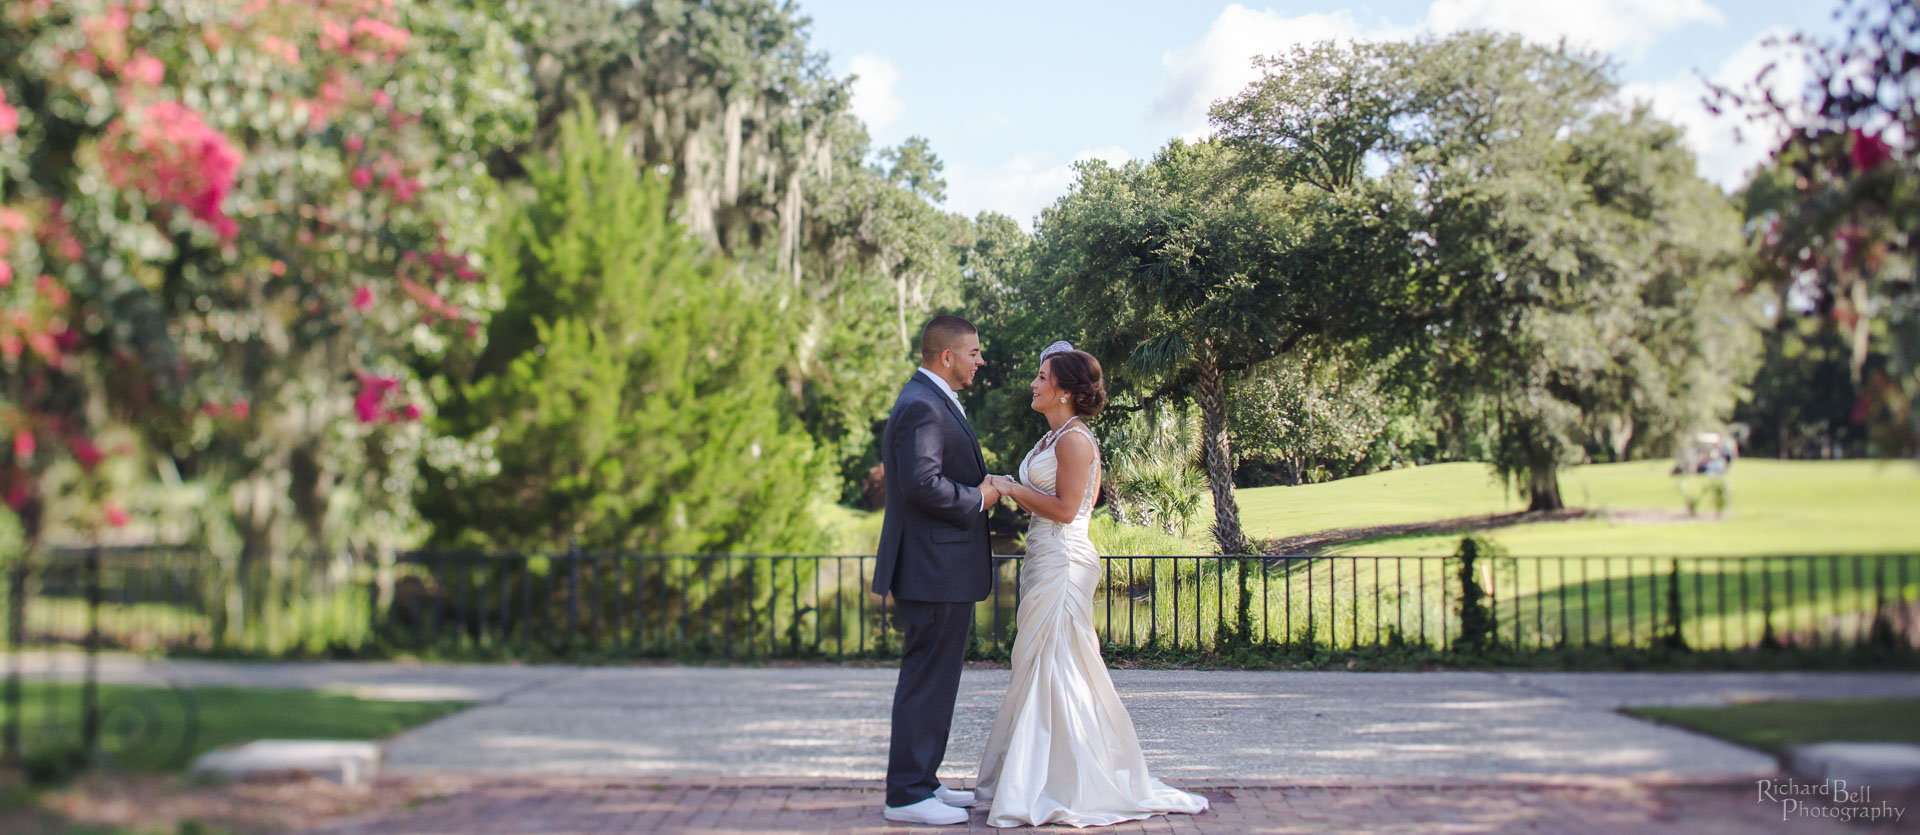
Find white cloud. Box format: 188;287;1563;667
847;54;903;136
1619;27;1810;189
1151;0;1728;140
978;0;1765;223
969;110;1014;133
1176;124;1216;145
1426;0;1723;57
1073;145;1131;167
947;147;1132;228
1150;5;1390;132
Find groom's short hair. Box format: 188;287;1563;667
920;315;977;365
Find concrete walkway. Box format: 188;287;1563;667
22;654;1920;784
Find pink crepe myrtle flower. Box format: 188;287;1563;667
71;436;103;471
350;17;410;61
81;6;133;66
1850;129;1894;173
36;273;69;308
0;206;23;285
259;35;299;65
0;206;26;242
320;20;351;53
306;70;352;131
355;374;401;423
99;101;244;240
352;285;374;311
122;50;164;86
25;330;57;363
351;167;374;189
0;89;17;136
105;501;130;528
385;174;421;204
35;203;82;260
13;431;34;460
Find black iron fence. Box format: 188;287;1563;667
7;544;1919;766
4;546;1918;663
3;550;201;776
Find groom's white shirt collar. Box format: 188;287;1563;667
916;366;965;418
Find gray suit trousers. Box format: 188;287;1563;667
884;599;974;808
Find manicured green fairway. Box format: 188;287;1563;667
1230;459;1920;558
1072;459;1920;652
822;459;1920;655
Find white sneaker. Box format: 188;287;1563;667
883;796;968;825
934;786;978;808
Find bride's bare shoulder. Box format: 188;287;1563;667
1053;427;1096;460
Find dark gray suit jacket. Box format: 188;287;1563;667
870;372;993;603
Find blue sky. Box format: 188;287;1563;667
795;0;1845;227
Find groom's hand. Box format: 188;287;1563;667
978;477;1002;506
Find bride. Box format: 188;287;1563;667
974;342;1209;829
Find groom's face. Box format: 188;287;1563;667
943;332;985;389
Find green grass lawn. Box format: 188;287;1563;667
817;459;1920;655
826;458;1920;558
13;683;469;772
818;499;886;556
1622;698;1920;754
1232;459;1920;558
1159;458;1920;653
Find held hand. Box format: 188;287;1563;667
992;476;1025;507
978;477;1002;505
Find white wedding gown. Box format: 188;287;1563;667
974;423;1209;828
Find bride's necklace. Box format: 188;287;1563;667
1036;415;1082;454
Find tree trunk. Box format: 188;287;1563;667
722;97;744;205
780;172;803;286
893;269;909;353
1608;415;1634;461
1195;343;1247;555
1525;467;1564;512
1848;280;1872;383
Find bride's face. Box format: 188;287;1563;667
1029;358;1064;413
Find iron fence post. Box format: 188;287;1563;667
84;546;100;755
4;560;24;765
566;538;580;645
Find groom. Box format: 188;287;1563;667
872;314;1002;825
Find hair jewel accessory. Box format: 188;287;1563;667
1039;340;1074;363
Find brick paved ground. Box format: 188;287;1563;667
308;777;1919;834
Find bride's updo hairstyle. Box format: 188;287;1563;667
1046;350;1107;417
